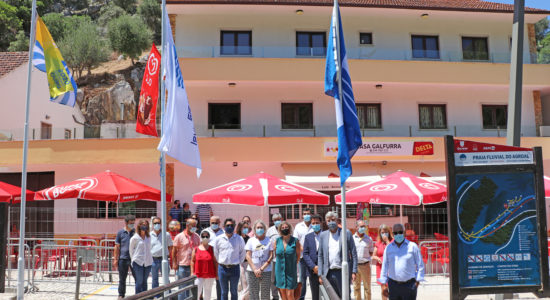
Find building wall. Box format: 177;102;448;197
0;63;85;141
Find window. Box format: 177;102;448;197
411;35;439;59
296;32;326;56
356;103;381;128
208;103;241;129
419;104;447;129
462;37;489;61
360;33;373;45
482;105;507;129
281;103;313;129
77;199;157;219
64;129;71;139
41;122;52;140
220;31;251;55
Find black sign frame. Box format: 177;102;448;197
444;135;550;300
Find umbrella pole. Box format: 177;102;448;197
341;185;349;300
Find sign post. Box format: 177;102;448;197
445;136;549;300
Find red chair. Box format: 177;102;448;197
434;233;449;241
436;247;450;274
420;246;429;264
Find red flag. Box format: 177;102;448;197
136;44;161;137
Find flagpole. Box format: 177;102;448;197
160;0;170;289
18;0;38;298
333;1;349;299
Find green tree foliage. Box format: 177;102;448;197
535;18;549;43
107;15;151;64
59;19;109;78
8;30;29;51
138;0;161;44
97;2;126;28
4;0;52;37
42;12;66;42
113;0;137;14
536;18;550;64
0;1;22;51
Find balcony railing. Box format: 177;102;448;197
0;124;538;141
177;46;542;64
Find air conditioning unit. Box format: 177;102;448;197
539;126;550;137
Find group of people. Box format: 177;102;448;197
114;205;425;300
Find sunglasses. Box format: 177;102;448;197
153;222;161;225
201;235;209;238
393;231;404;235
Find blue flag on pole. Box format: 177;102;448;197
324;0;362;186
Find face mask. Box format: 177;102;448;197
242;228;249;235
153;224;161;231
312;224;321;232
140;225;148;231
201;237;209;244
394;234;405;243
225;225;235;234
281;228;290;236
357;227;366;234
211;224;219;230
381;232;389;239
128;223;135;230
274;220;281;227
304;215;311;222
328;221;338;230
189;227;197;233
256;228;265;236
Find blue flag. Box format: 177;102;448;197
324;0;362;186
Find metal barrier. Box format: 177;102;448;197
124;275;198;300
418;240;449;276
98;239;117;282
6;243;33;291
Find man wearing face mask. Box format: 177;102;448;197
379;223;424;300
150;216;174;289
266;213;283;300
302;215;323;300
293;208;313;300
353;220;374;300
318;211;357;299
173;218;201;300
170;200;183;231
212;218;246;300
114;214;135;300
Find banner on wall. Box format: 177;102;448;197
324;141;434;157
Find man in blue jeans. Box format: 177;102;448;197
173;218;200;300
212;218;245;300
150;216;173;289
114;215;135;299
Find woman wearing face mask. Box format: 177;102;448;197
371;224;393;300
191;231;218;300
274;221;301;300
129;219;153;294
237;221;251;300
245;220;274;300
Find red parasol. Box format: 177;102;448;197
0;181;35;203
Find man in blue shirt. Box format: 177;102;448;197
114;215;135;299
169;200;183;231
378;223;425;300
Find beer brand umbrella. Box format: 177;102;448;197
0;181;35;203
34;170;169;202
193;172;329;206
335;171;446;206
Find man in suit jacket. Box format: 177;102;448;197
318;211;358;299
303;215;323;300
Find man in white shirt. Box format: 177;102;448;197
266;213;283;300
150;216;173;289
212;218;246;300
318;211;357;299
353;220;374;300
294;208;313;300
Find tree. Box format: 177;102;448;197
97;2;126;26
138;0;161;44
113;0;137;14
8;30;28;51
108;15;151;64
536;18;550;63
535;18;549;44
0;1;22;51
42;12;66;42
59;20;109;78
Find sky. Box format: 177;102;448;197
487;0;550;10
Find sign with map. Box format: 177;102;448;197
456;172;540;288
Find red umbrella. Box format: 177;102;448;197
0;181;34;203
544;176;550;197
34;170;169;202
335;171;446;206
193;172;329;206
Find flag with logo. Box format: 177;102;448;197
32;15;77;107
157;10;202;177
324;0;362;186
136;44;161;137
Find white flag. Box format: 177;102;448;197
158;10;202;177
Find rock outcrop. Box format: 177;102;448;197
85;80;136;125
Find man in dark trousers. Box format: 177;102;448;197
302;214;323;300
318;211;357;299
114;215;135;299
